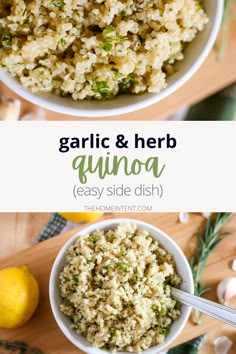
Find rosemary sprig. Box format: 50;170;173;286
0;340;46;354
190;212;233;324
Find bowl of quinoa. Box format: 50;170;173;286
0;0;223;117
49;219;194;353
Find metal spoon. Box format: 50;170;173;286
171;287;236;328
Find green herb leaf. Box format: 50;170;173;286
64;299;72;306
121;11;126;20
88;235;99;243
103;41;112;52
119;246;127;257
51;0;64;9
59;38;67;46
117;262;129;273
157;327;169;335
72;276;79;285
122;74;135;89
1;29;11;49
104;264;113;271
91;78;110;98
102;26;115;37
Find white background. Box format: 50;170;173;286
0;121;235;212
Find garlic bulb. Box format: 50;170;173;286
217;277;236;304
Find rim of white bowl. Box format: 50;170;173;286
0;0;223;117
49;218;194;354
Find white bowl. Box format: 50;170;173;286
49;218;194;354
0;0;223;117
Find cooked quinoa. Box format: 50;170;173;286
59;224;182;352
0;0;208;100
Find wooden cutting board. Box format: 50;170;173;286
0;212;236;354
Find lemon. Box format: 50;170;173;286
59;212;103;223
0;265;39;328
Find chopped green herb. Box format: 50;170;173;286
157;327;169;335
52;76;63;88
1;29;11;49
122;74;135;89
88;235;99;242
91;78;110;98
72;276;79;285
64;299;72;306
60;38;67;46
121;11;126;20
117;262;129;273
1;64;7;68
196;3;203;10
109;331;116;339
119;246;127;257
23;19;29;24
104;264;113;271
82;293;87;299
103;41;112;52
101;26;123;52
145;263;152;269
154;306;166;316
114;70;123;80
102;26;115;37
51;0;64;9
101;345;109;350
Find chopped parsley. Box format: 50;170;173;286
102;26;115;37
119;246;127;257
88;234;99;243
59;38;67;46
101;26;123;52
104;264;113;271
121;11;126;20
122;74;135;89
103;41;112;52
157;327;169;336
91;78;110;98
117;262;129;273
51;0;64;9
1;29;11;49
196;3;203;10
64;299;72;306
72;276;79;285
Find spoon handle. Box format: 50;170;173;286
172;287;236;328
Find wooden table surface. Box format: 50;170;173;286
0;22;236;121
0;212;236;354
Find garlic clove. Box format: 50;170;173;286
217;277;236;304
202;212;211;219
232;259;236;272
21;107;45;121
178;212;189;223
0;96;21;120
213;336;233;354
